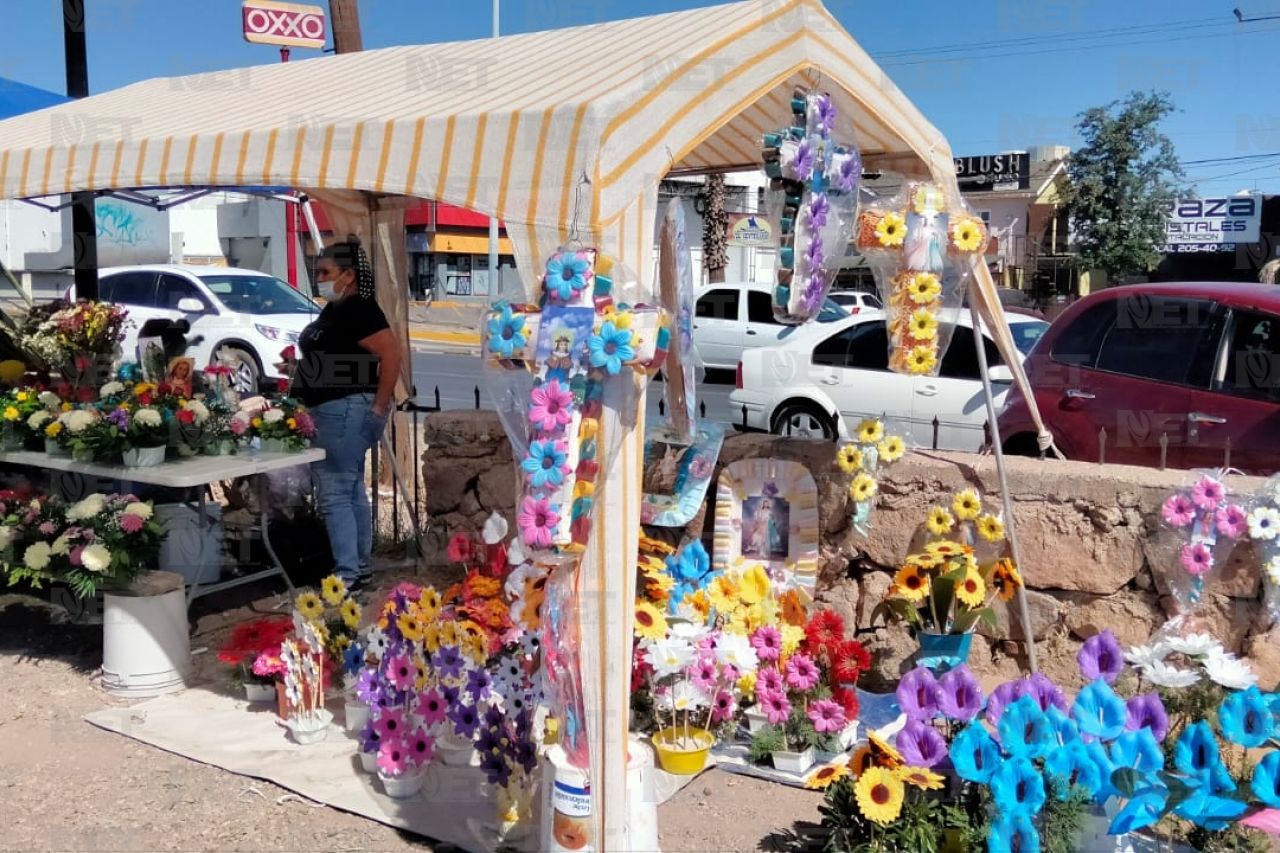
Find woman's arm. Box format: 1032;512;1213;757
358;328;402;416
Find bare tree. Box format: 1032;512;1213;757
702;174;728;284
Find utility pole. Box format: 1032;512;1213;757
63;0;98;300
329;0;363;53
488;0;500;298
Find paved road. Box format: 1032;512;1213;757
409;350;740;427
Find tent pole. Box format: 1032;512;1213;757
968;299;1038;673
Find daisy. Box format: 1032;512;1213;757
926;507;954;536
750;626;783;662
877;435;905;463
1215;504;1247;539
857;419;884;444
952;489;982;521
976;513;1005;543
1161;493;1197;528
1163;633;1219;658
907;272;942;305
1141;660;1200;689
807;699;847;734
955;570;985;608
785;653;821;692
849;473;877;503
1191;475;1225;511
1124;642;1170;670
1204;648;1257;690
905;345;938;375
908;309;939;341
755;666;785;698
835;444;863;474
893;564;930;602
1179;542;1213;576
804;761;851;790
875;212;906;247
1247;506;1280;541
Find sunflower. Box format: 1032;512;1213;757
320;575;347;606
855;766;905;826
422;623;441;654
905;345;938;375
418;588;442;620
867;731;904;768
295;592;324;622
908;309;939;342
708;574;740;614
952;489;982;521
397;613;425;642
896;765;946;791
926;507;955;536
877;435;905;463
909;551;942;570
437;621;460;649
875;212;907;247
955;569;986;608
836;444;864;474
952;217;985;252
893;564;931;602
857;419;884;444
849;473;878;503
991;558;1023;602
805;761;851;790
977;513;1005;543
906;272;942;305
341;598;362;629
639;534;676;556
849;744;876;776
740;565;770;605
925;540;963;559
634;601;668;641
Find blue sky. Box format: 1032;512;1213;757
4;0;1278;196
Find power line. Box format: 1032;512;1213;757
1181;152;1280;166
873;16;1223;59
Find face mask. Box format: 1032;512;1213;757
318;281;340;301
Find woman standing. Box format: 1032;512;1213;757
288;235;401;590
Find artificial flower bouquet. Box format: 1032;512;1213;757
1160;470;1247;613
279;623;334;744
1246;475;1280;622
249;396;315;452
836;418;906;536
293;575;364;680
216;616;295;697
18;299;129;386
0;387;47;448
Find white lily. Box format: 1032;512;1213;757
1163;633;1220;658
1141;660;1201;689
1203;648;1257;690
1124;642;1170;671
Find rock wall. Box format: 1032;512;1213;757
421;410;1278;690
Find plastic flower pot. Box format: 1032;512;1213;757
437;730;480;767
359;750;378;774
916;631;974;674
260;438;289;454
743;708;770;735
283;709;333;745
44;438;69;456
0;432;24;451
71;446;94;463
243;681;276;703
651;726;713;775
837;720;862;751
122;445;167;468
344;700;370;734
101;571;190;697
378;767;426;799
769;746;815;775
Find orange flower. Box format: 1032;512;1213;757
779;589;808;627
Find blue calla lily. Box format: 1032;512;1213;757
1252;750;1280;808
987;810;1041;853
1086;739;1118;800
1109;787;1168;835
951;722;1002;784
1044;706;1080;748
999;694;1055;760
1044;740;1101;800
1174;773;1249;830
1174;721;1234;792
1110;728;1164;776
991;756;1047;817
1071;678;1127;741
1219;685;1275;749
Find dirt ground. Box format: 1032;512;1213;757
0;567;824;853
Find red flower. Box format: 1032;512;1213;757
157;382;172;396
75;385;95;403
832;686;860;721
276;378;290;393
447;532;475;565
630;643;653;692
176;408;196;425
832;639;872;685
576;459;599;480
280;345;296;361
804;609;846;662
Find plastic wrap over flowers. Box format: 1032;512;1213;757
854;182;987;377
1159;469;1247;613
1247;475;1280;622
761;88;860;324
657;198;704;444
835;417;906;536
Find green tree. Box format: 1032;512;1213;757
1061;91;1185;279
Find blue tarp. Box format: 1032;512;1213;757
0;77;68;120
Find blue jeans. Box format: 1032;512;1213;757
309;393;388;582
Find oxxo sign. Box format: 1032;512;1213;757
1162;194;1262;253
242;0;327;49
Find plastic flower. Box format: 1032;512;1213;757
907;271;941;305
854;767;905;826
740;564;770;605
938;665;983;722
905;345;937;375
517;496;560;549
950;722;1001;784
856;419;884;444
1247;506;1280;541
1215;503;1247;538
1141;659;1201;689
952;490;981;521
896;765;945;791
1108;787;1167;835
952;217;985;252
804;761;850;791
81;544;111;573
376;737;410;777
892;564;930;602
987;812;1040;853
1124;693;1169;742
1071;678;1127;741
760;689;792;726
544;252;589;301
785;653;820;692
896;719;947;768
750;626;782;662
634;600;668;641
877;435;905;463
803;193;831;230
976;513;1004;543
1110;728;1165;776
1191;475;1225;510
874;212;906;248
908;309;938;341
1024;672;1068;714
1045;740;1101;799
341;598;362;630
1219;685;1274;747
295;592;324;622
755;666;784;698
835;444;863;474
991;559;1023;602
372;707;408;741
487;304;527;358
955;570;985;607
528;379;573;433
709;689;737;725
1173;720;1226;779
1161;492;1196;528
807;699;847;734
998;695;1054;760
1252;751;1280;809
1204;648;1257;690
896;667;939;721
991;756;1046;817
321;575;347;606
588;321;635;376
848;472;877;504
1179;542;1213;576
521;439;569;490
1174;778;1249;830
1077;630;1124;684
833;639;871;684
926;507;954;536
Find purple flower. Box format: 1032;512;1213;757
513;739;538;774
896;718;948;767
466;667;494;701
356;667;380;705
938;665;984;722
449;703;481;739
1125;693;1169;742
762;482;780;499
804;236;825;273
482;704;505;731
986;680;1023;727
358;721;381;755
804;194;830;231
897;667;940;722
812;93;836;134
476;726;503;756
833;149;861;194
791;139;814;182
1024;673;1068;714
106;408;129;429
433;646;464;680
480;751;512;787
1078;630;1124;684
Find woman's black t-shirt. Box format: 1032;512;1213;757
292;296;390;407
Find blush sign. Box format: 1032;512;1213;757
242;0;326;49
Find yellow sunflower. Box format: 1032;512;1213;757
908;309;939;342
877;435;905;463
805;761;851;790
634;600;668;641
925;540;963;559
849;744;876;777
437;621;460;648
952;217;985;252
295;591;324;622
836;444;864;474
905;345;938;375
926;507;955;536
896;765;946;791
740;565;770;605
910;551;942;570
857;419;884;444
867;732;904;768
849;473;878;503
419;587;442;621
893;564;931;602
422;623;441;654
952;489;982;521
708;574;740;614
855;766;905;826
320;574;347;606
341;598;362;630
977;513;1005;543
397;613;425;643
875;211;907;247
956;569;986;608
907;272;942;305
991;558;1023;602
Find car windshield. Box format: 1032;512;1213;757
198;274;318;315
1011;320;1049;354
817;298;848;322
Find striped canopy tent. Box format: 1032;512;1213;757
0;1;1051;848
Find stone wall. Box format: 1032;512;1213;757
422;410;1279;690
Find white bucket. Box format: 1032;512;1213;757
155;502;222;586
539;736;661;853
101;571;191;697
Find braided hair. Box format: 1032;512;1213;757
319;234;376;299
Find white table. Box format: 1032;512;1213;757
0;448;325;607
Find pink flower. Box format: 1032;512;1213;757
785;653;821;692
517;496;560;549
293;411;316;438
690;656;719;692
710;690;737;724
807;699;847;734
385;653;416;691
1161;493;1196;528
119;513;144;534
377;736;410;776
372;707;408;740
406;727;435;767
689;456;713;479
1180;542;1214;576
417;688;447;726
69;545;83;566
1191;476;1224;511
229;416;248;436
750;626;782;662
756;666;784;699
760;689;792;726
528;379;573;433
1216;504;1247;539
38;521;56;535
640;504;659;524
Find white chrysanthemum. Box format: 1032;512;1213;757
99;381;124;398
1248;507;1280;542
122;502;153;520
0;527;11;549
263;408;285;424
1266;556;1280;585
134;407;163;428
1204;648;1257;690
185;401;210;424
644;637;695;679
26;411;51;431
51;533;70;556
23;541;51;570
1163;633;1220;658
66;493;108;521
1141;660;1201;689
81;544;111;574
656;681;710;712
1124;642;1170;670
38;391;61;409
715;632;759;673
63;409;97;433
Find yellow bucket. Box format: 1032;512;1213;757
651;727;713;775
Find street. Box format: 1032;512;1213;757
409;350;741;427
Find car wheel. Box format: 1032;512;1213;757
215;346;261;394
771;402;837;440
1002;433;1049;458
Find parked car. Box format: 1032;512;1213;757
827;290;884;314
998;282;1280;474
90;265;320;393
693;281;848;371
730;310;1048;450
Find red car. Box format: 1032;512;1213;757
998;282;1280;474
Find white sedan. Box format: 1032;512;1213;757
692;281;848;371
728;311;1048;451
